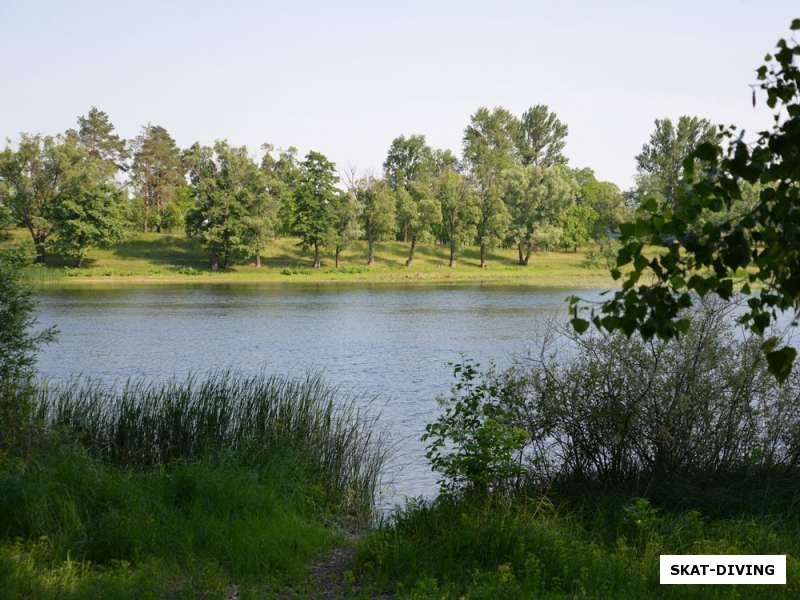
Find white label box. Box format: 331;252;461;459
660;555;786;584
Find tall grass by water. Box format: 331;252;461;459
33;372;386;521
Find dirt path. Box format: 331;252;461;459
306;542;392;599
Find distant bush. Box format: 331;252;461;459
582;239;619;269
281;266;311;275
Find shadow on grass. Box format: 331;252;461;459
111;236;207;268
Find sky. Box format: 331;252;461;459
1;1;797;189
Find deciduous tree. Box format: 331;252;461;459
634;116;718;209
515;105;568;167
436;169;478;267
397;176;441;267
502;165;575;265
463;107;518;267
184;142;256;270
357;177;396;266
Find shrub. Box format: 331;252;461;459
514;299;800;511
0;255;56;451
422;361;528;498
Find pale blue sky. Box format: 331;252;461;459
1;1;797;188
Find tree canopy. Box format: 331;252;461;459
570;19;800;381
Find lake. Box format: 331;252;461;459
34;283;606;506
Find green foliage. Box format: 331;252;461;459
502;165;576;264
262;144;301;236
158;183;194;232
571;20;800;379
574;168;629;236
436;169;478;266
184;141;259;269
358;495;800;599
558;202;597;251
0;134;66;263
0;446;341;597
634;115;718;209
582;238;620;269
0;203;12;243
519;302;800;512
70;106;129;173
397;176;442;266
35;371;384;520
383;134;434;191
331;189;363;266
423;362;527;498
357;177;396;265
0;257;56;450
515;104;568;167
463;107;517;266
292;151;340;268
130;124;184;233
47;149;128;267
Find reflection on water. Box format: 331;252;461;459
35;283;607;506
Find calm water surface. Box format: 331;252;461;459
35;283;605;506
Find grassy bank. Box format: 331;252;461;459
0;373;385;598
356;496;800;599
5;230;616;288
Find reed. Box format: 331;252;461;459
33;371;386;521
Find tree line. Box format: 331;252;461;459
0;105;716;269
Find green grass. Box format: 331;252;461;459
5;229;616;288
356;496;800;599
35;372;386;521
0;447;342;598
0;373;386;598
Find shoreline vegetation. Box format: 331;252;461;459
1;371;387;598
3;300;798;598
6;230;618;288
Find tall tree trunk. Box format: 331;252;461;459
517;243;525;266
449;240;456;267
367;234;375;266
255;252;262;268
522;243;531;266
210;256;219;271
33;238;46;264
405;235;417;267
313;242;321;268
480;242;488;268
335;246;341;268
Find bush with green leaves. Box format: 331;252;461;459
519;299;800;509
0;255;56;449
422;361;528;498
